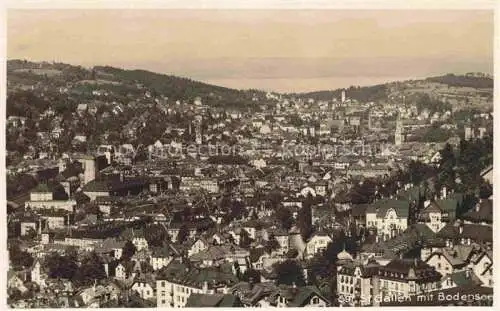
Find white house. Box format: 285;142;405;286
366;200;409;241
30;260;46;288
187;238;209;257
472;251;493;287
132;278;156;301
305;233;332;259
115;263;127;280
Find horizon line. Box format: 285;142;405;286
7;58;493;94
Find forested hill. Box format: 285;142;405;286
7;59;265;106
425;73;493;89
294;73;493;102
295;84;388;102
93;65;263;102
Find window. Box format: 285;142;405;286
146;290;150;296
312;297;320;304
437;263;442;269
161;300;166;304
161;281;165;287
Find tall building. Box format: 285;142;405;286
341;89;346;103
395;112;403;146
195;115;203;145
75;155;96;186
464;125;474;141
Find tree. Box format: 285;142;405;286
9;243;34;270
437;143;456;192
349;178;378;204
241;269;261;283
233;261;242;279
73;252;106;287
275;207;294;231
177;225;189;244
144;224;169;247
479;181;493;199
274;260;306;286
297;195;314;241
308;254;332;284
239;229;252;249
267;189;283;209
44;253;78;279
265;235;280;254
121;240;136;261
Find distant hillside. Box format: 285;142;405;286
7;60;492;104
295;84;388;102
7;59;266;108
425;73;493;89
93;65;261;102
295;73;492;102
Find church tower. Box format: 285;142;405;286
395;112;403;146
195;116;202;145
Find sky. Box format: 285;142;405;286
7;9;494;92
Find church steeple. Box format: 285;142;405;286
395;111;403;146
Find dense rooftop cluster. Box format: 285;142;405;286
6;60;493;308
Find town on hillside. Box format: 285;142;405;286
6;60;493;308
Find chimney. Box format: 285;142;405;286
120;172;124;182
459;225;464;235
465;269;471;278
475;201;481;212
399;253;404;260
202;281;208;293
375;235;379;243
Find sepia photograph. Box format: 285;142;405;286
5;6;494;308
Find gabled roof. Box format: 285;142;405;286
462;199;492;224
31;183;51;193
231;282;277;305
249;247;268;263
150;245;174;258
269;285;330;307
449;270;482;287
437;223;492;243
157;260;239;288
185;293;241;307
366;199;410;218
435;198;459;214
423;201;444;214
189;245;247;262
